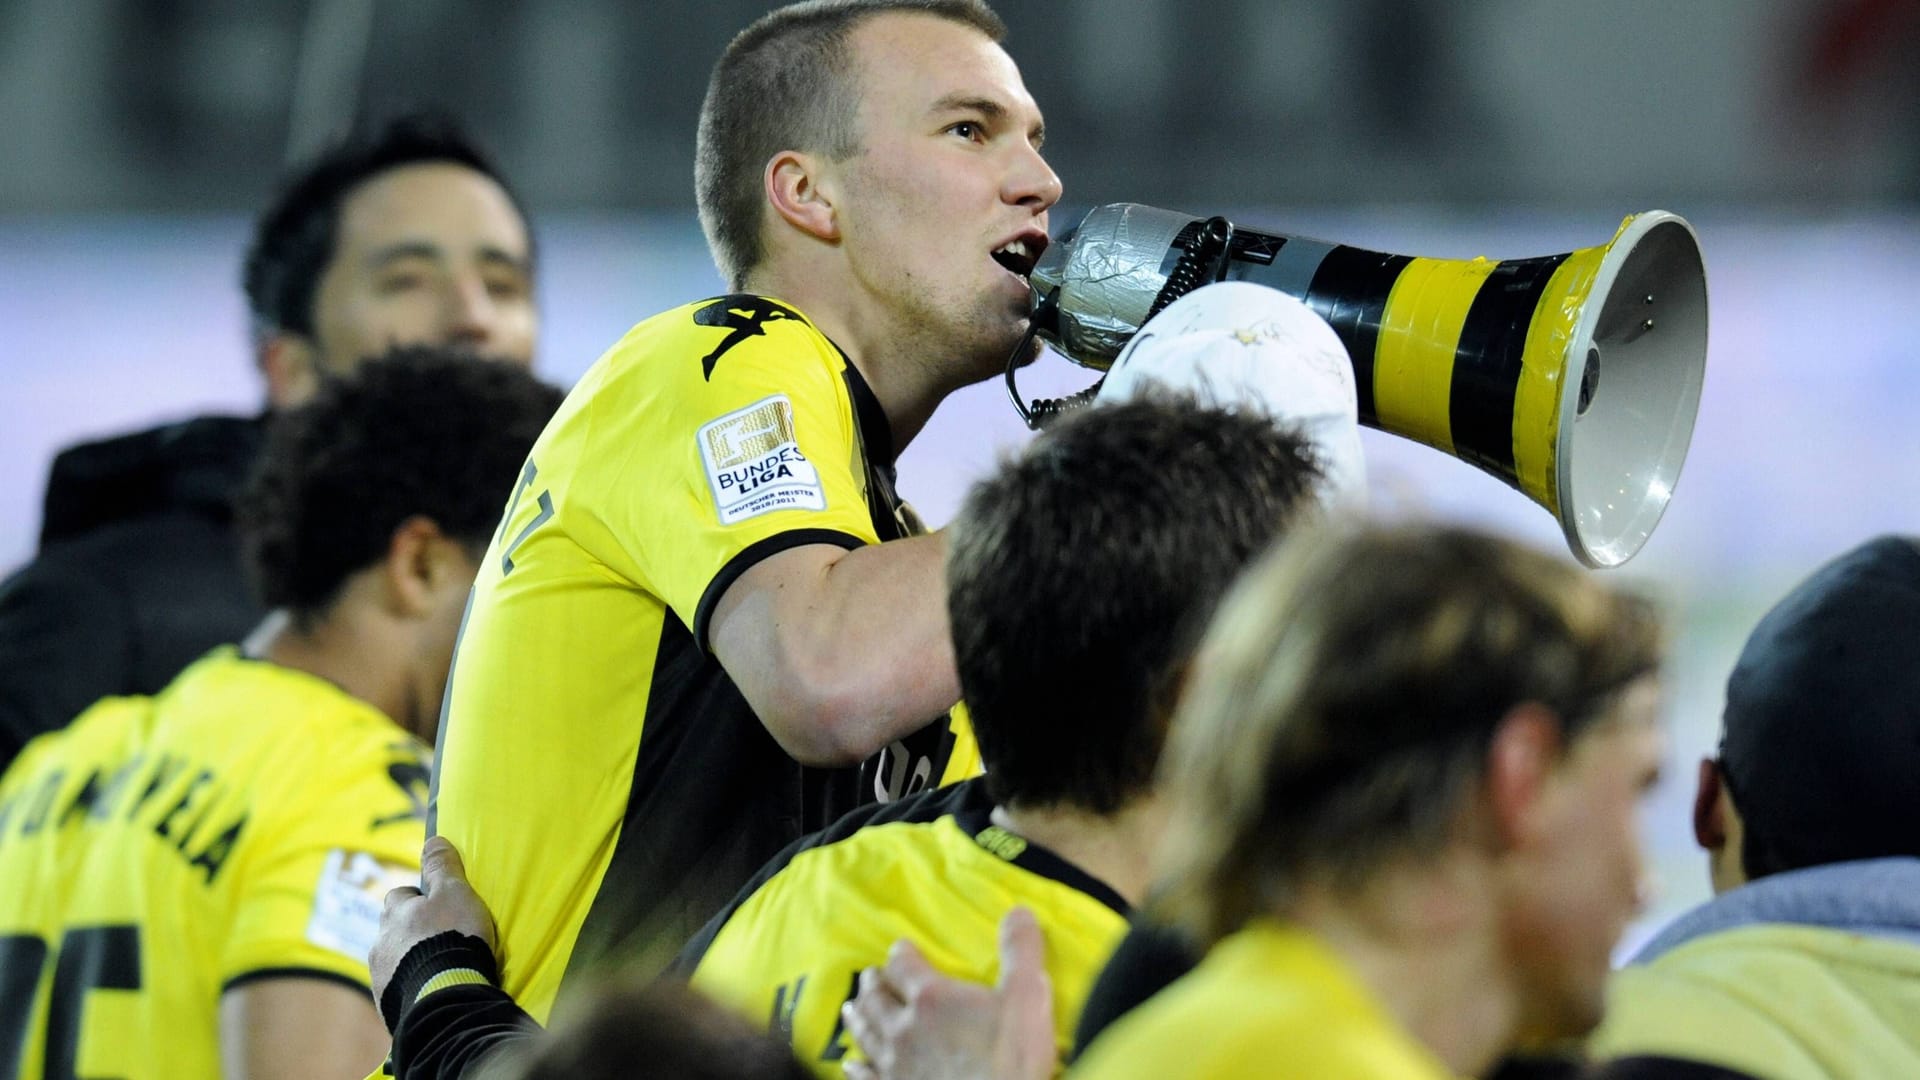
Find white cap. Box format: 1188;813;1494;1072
1095;281;1367;507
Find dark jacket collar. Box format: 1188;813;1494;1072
41;413;264;547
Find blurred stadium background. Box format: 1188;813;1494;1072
3;0;1918;953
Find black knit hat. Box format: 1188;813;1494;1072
1720;535;1920;875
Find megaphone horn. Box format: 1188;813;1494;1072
1024;204;1709;569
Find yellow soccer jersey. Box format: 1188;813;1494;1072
432;295;979;1023
675;778;1130;1079
0;649;426;1080
1070;921;1455;1080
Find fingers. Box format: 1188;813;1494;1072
857;962;906;1015
419;834;468;892
841;992;883;1071
846;967;907;1078
881;935;937;999
996;906;1046;991
383;884;423;912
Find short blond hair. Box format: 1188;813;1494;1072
1154;520;1663;945
694;0;1006;288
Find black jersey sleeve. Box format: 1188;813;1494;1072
381;931;542;1080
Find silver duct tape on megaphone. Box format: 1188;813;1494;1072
1028;203;1709;568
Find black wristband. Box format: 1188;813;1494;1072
380;931;500;1034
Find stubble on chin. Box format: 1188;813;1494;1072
959;310;1039;387
901;290;1028;389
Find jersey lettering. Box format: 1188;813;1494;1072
770;974;807;1045
0;925;141;1080
698;397;825;525
498;460;554;577
818;972;862;1062
865;724;948;804
373;755;431;829
18;770;63;836
0;934;47;1076
3;753;249;887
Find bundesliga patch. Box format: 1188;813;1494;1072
698;394;825;525
306;848;417;961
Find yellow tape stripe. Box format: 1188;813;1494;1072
413;967;493;1005
1511;243;1609;510
1371;257;1500;454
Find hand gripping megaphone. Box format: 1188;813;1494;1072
1011;203;1708;569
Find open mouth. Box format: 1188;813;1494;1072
991;235;1045;279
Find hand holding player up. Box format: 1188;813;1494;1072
369;835;499;1013
841;906;1056;1080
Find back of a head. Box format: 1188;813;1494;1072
238;347;562;627
946;395;1325;816
1157;520;1663;945
694;0;1006;287
496;980;810;1080
243;112;525;340
1720;534;1920;878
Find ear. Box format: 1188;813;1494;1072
259;334;323;409
1484;703;1563;850
1692;757;1727;853
380;516;457;620
765;150;841;244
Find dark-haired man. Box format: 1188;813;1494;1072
431;0;1054;1019
0;351;559;1080
241;113;537;405
0;114;537;770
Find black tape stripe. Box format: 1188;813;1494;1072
1164;222;1287;269
1449;254;1570;484
1303;248;1414;426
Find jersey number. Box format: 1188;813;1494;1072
497;460;554;576
0;925;141;1080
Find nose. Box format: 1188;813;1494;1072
443;274;498;346
1005;141;1063;214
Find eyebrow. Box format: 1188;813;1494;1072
366;241;444;270
929;93;1046;148
477;246;533;275
366;242;532;275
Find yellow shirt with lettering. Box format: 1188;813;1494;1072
0;649;427;1079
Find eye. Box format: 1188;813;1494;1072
376;272;428;295
484;271;529;301
946;120;985;143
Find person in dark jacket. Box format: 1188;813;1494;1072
1589;536;1920;1080
0;112;538;769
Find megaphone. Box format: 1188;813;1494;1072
1017;203;1708;569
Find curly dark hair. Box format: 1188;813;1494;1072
242;111;530;339
239;346;562;622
